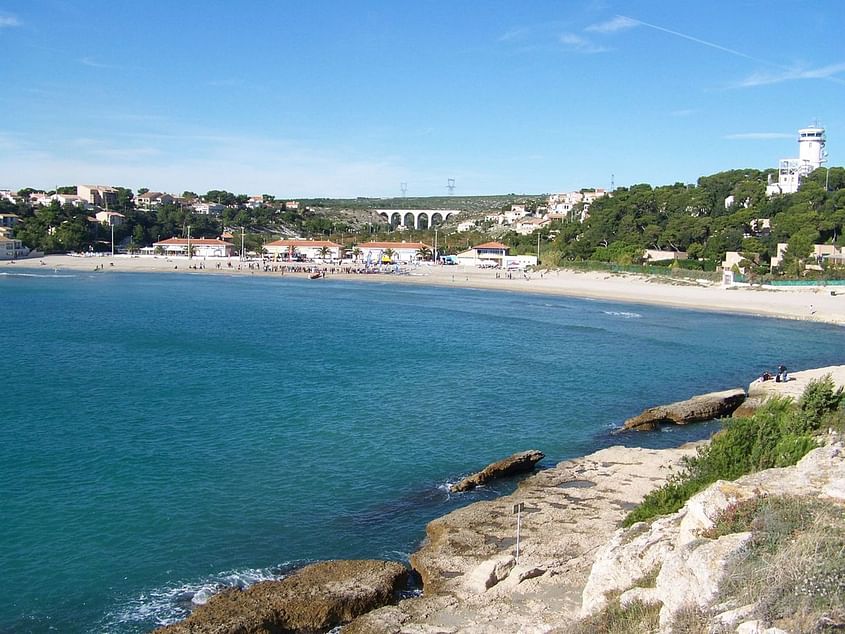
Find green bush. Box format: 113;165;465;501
622;378;842;528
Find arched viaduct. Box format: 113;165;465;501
375;209;459;230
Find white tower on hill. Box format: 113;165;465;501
798;124;826;170
766;123;827;196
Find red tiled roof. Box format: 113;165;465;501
265;240;341;248
473;241;508;249
357;241;431;249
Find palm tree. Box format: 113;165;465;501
383;248;395;264
416;245;433;261
318;246;331;262
352;247;362;263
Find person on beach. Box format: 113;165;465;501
776;365;788;382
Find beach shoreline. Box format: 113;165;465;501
12;253;845;327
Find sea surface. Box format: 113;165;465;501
2;269;842;632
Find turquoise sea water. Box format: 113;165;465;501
2;269;842;632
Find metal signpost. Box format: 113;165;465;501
513;502;525;564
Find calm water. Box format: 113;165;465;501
2;269;842;632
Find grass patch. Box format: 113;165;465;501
714;496;845;633
567;597;660;634
623;377;843;528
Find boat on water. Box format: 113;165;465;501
309;271;324;279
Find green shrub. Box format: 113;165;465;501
622;385;831;528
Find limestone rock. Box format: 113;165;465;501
449;450;545;492
580;514;678;617
622;388;746;431
465;555;516;593
736;620;789;634
656;532;753;629
619;586;661;609
155;559;407;634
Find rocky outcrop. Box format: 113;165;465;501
449;449;545;492
579;442;845;632
622;388;746;431
344;444;700;633
737;365;845;418
156;559;407;634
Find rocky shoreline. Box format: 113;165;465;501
157;365;845;633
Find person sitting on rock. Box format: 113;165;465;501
775;365;788;382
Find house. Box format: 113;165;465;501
513;216;550;235
456;241;509;266
456;220;477;232
193;202;226;215
78;185;117;208
355;241;431;264
547;188;608;222
0;236;28;259
264;239;343;261
94;211;125;227
0;189;16;203
137;192;175;207
643;249;688;263
152;238;234;257
285;201;300;211
0;213;19;229
456;241;538;268
722;251;757;273
768;243;845;269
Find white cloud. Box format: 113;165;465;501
585;16;638;34
735;62;845;87
724;132;793;140
79;57;119;69
0;14;21;28
559;33;608;54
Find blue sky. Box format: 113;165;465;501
1;1;842;197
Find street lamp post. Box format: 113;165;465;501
110;221;115;258
434;226;438;263
187;225;192;260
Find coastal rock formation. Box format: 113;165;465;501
579;442;845;632
156;559;407;634
737;365;845;417
346;444;700;633
622;388;746;431
449;449;545;492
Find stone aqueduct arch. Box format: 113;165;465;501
376;209;457;230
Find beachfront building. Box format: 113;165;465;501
152;238;234;258
0;236;28;259
375;209;458;230
643;249;688;263
78;185;117;209
766;125;827;196
264;239;343;261
456;241;538;268
356;241;431;264
771;242;845;270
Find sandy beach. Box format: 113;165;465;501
11;253;845;326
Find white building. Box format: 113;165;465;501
766;125;827;196
356;241;431;264
193;202;226;215
264;239;343;261
455;241;537;268
0;236;29;259
513;216;549;235
78;185;117;208
548;189;607;222
137;192;175;207
152;238;234;257
94;211;125;226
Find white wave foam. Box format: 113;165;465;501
100;564;295;630
0;271;76;278
602;310;642;318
